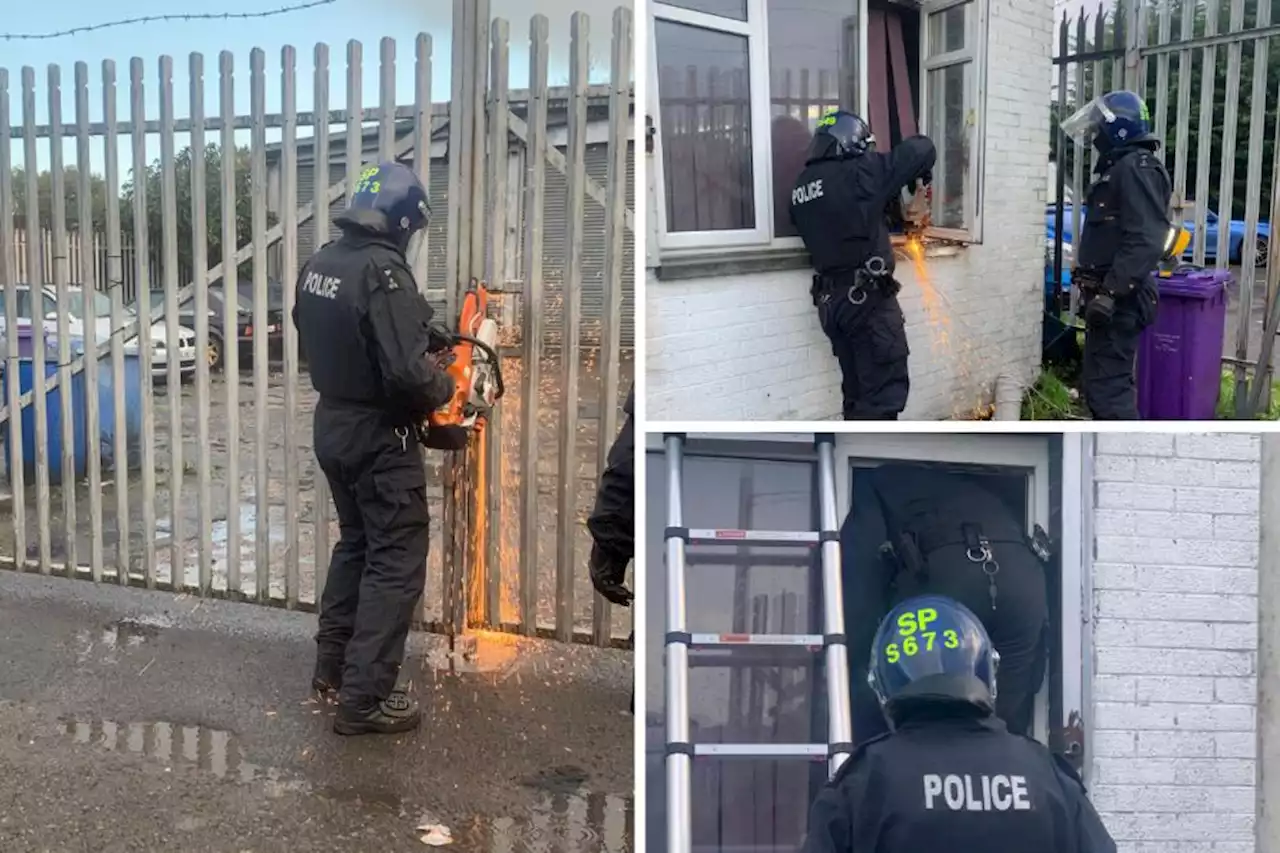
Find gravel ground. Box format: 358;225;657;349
0;351;635;641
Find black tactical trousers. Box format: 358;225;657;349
816;283;910;420
313;402;430;709
1083;283;1158;420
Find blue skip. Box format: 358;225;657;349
1;332;144;487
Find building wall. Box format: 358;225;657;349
644;0;1055;420
1089;433;1261;853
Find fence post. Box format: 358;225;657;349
484;17;510;630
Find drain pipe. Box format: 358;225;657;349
1259;434;1280;853
993;373;1023;421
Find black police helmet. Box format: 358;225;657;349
868;595;1000;726
334;161;432;252
806;110;875;163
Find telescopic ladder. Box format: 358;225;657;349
663;432;854;853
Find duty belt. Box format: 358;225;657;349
812;256;895;307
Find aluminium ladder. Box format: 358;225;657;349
663;433;854;853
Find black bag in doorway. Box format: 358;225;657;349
846;464;1051;739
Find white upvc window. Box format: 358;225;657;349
648;0;989;257
921;0;988;242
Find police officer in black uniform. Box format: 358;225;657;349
801;595;1115;853
1063;90;1174;420
294;161;455;736
587;384;635;609
587;385;635;710
789;110;935;420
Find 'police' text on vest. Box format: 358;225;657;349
302;272;341;300
792;180;823;206
922;774;1032;812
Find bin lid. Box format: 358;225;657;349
1156;267;1232;299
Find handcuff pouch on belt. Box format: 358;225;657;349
878;521;1055;604
810;256;899;309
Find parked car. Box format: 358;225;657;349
0;283;197;380
177;278;287;372
1044;203;1272;276
1044;205;1077;302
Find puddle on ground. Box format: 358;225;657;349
154;502;290;592
60;717;306;796
452;792;634;852
74;616;168;664
521;764;591;795
55;717;633;850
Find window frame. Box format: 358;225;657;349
919;0;989;243
650;0;876;256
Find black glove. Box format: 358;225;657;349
427;323;455;353
595;579;634;607
919;170;933;187
589;543;633;606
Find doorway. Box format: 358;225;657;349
644;432;1080;853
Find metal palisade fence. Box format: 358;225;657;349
0;1;635;648
1052;0;1280;418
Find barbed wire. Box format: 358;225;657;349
0;0;338;41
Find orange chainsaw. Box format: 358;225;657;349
419;281;505;451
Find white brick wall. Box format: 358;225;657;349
1090;433;1261;853
645;0;1055;421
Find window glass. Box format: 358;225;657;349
927;61;970;230
655;19;757;233
928;3;969;56
767;0;861;238
646;451;822;853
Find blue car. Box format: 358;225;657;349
1184;209;1270;268
1045;205;1271;284
1044;204;1078;298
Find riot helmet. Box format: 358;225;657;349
335;161;432;260
1060;89;1158;152
868;595;1000;727
806;109;875;163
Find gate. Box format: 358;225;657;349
1052;0;1280;418
0;1;636;648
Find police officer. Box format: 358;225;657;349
586;384;635;609
294;161;455;736
1063;90;1173;420
586;385;636;711
842;465;1049;745
801;595;1115;853
789;110;935;420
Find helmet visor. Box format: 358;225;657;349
405;230;428;279
1060;96;1116;146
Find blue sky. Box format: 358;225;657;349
4;0;628;176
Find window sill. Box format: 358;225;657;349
653;236;971;281
653;246;813;281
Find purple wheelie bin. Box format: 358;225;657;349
1136;268;1231;420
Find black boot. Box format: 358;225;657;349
333;691;421;736
312;657;344;693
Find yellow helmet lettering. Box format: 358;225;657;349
897;612;918;635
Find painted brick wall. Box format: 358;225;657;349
645;0;1054;421
1089;433;1261;853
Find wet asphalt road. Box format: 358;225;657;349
0;570;633;852
0;351;635;640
